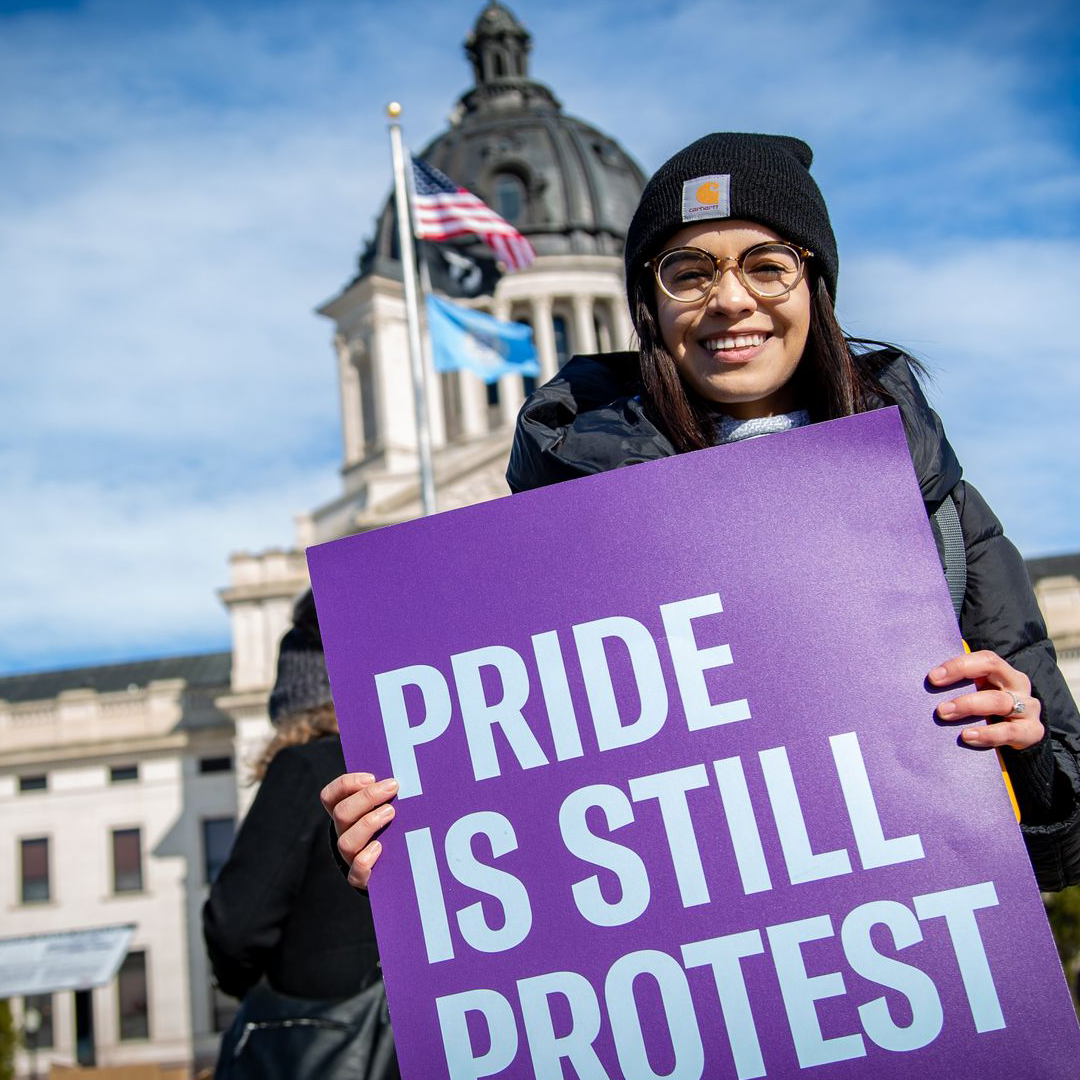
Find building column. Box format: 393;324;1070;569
493;298;524;426
457;370;487;439
572;294;598;356
334;333;365;468
531;295;558;381
613;296;636;351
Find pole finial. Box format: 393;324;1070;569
387;101;402;119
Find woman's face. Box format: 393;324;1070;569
653;220;811;420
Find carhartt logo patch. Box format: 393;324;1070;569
682;174;731;222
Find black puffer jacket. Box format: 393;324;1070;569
507;349;1080;891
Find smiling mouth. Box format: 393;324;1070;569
702;332;770;351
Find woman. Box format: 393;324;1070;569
205;590;398;1080
323;132;1080;893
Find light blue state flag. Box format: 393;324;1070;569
425;294;540;384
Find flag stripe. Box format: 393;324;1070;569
410;156;535;271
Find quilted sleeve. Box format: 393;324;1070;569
955;481;1080;891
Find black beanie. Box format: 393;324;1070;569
624;132;838;302
268;589;332;725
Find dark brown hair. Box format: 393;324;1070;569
630;270;896;453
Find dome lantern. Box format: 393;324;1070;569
465;1;531;85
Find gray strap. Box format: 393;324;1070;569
933;494;967;621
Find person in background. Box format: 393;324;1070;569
204;590;398;1080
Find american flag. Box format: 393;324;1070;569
410;156;536;272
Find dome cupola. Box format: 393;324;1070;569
358;3;646;277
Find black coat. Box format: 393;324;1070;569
203;736;380;1000
507;349;1080;891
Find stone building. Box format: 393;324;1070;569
0;655;237;1074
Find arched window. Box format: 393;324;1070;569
494;173;525;225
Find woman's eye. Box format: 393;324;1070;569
746;261;788;278
673;269;709;283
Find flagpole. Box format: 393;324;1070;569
386;101;437;517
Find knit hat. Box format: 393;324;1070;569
624;132;838;302
268;589;332;724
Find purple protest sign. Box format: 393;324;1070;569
308;408;1080;1080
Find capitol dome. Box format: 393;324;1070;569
360;1;647;276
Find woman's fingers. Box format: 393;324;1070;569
936;687;1031;722
927;650;1031;693
319;771;375;827
928;650;1044;751
320;773;398;835
346;840;382;891
937;688;1044;749
337;794;397;863
958;714;1043;751
320;772;399;891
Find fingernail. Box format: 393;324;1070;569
376;777;399;795
930;666;948;682
369;840;382;857
356;772;375;783
374;804;395;822
961;727;980;743
938;701;956;717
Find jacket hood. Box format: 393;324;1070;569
507;348;962;509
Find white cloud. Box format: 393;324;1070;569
0;446;339;670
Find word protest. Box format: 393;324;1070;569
309;409;1079;1080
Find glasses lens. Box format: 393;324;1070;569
741;244;802;297
657;249;714;300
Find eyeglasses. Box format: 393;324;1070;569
647;241;813;302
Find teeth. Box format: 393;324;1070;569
704;333;767;351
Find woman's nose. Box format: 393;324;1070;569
706;266;756;317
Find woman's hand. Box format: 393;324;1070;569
320;772;398;891
928;650;1045;750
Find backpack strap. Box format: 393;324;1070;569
932;494;967;622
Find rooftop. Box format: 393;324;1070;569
1027;552;1080;585
0;651;232;706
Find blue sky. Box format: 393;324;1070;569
1;0;1078;674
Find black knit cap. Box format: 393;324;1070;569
268;589;332;725
624;132;838;302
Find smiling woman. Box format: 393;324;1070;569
322;131;1080;899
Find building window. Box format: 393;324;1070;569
110;764;139;783
199;756;233;774
112;828;143;893
117;951;150;1041
23;993;54;1050
211;983;239;1033
552;315;570;367
20;838;50;903
494;173;525;225
18;774;47;793
203;817;235;885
